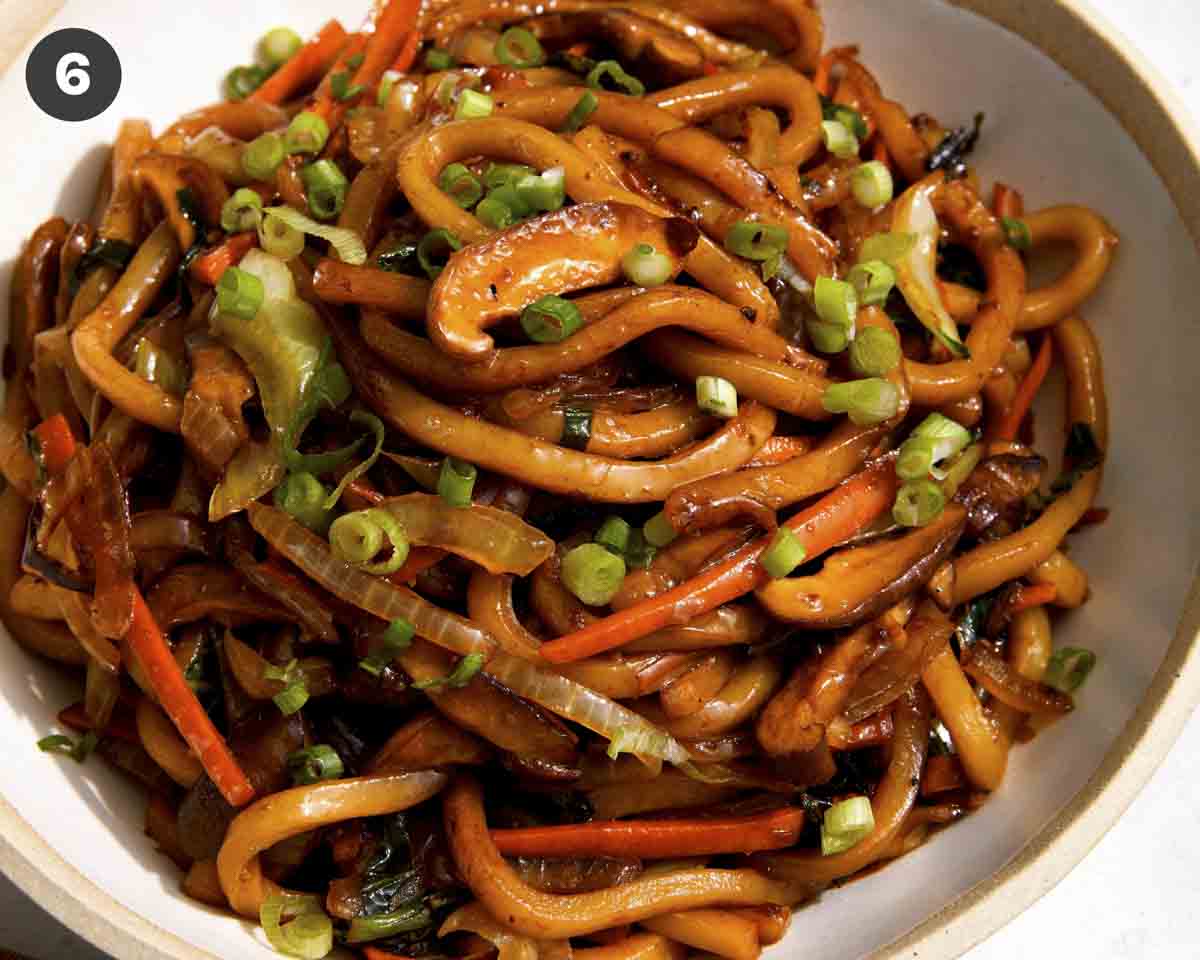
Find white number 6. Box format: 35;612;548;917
55;52;90;96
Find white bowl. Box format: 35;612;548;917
1;1;1198;958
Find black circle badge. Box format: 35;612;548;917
26;28;121;122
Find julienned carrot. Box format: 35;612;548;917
190;233;257;286
1010;582;1057;614
813;50;836;97
744;435;814;468
31;414;77;474
996;335;1053;442
250;20;349;105
389;30;422;75
539;459;899;664
127;591;255;807
491;807;806;859
363;950;411;960
992;183;1024;219
307;33;370;123
352;0;421;91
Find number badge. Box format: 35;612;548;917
26;28;121;122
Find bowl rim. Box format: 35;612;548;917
1;1;1199;958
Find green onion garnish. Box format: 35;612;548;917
37;730;98;763
858;231;917;265
345;903;433;944
1043;647;1097;693
414;652;485;691
300;159;348;220
329;71;365;103
821;796;874;855
564;91;599;133
476;190;520;230
893;479;947;527
484;163;535;191
822;119;859;159
848;325;901;377
1002;216;1032;251
287;744;344;786
822;378;900;426
495;27;546;68
275;472;332;534
329;508;410;575
515;167;566;213
561;406;592;450
273;678;309;716
847;260;895;307
220;187;264;234
810;276;858;354
242;132;286;181
696;375;738;418
225;64;268;102
257;211;305;260
725;221;788;261
622;242;673;287
438;162;484;209
643;510;678;548
595;516;633;556
215;266;264;320
261;893;333;960
586;60;644;96
454;89;494;120
284;111;329;156
521;295;583;343
360;618;416;676
260;27;303;68
897;413;972;482
437;457;477;508
424;48;456;71
850;160;894;208
762;527;807;579
561;542;627;607
417;228;462;279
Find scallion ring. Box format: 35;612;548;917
220;187;264;234
416;228;462;279
328;508;410;575
242;132;285;181
300;159;348;220
521;295;583;343
561;542;627;607
586;60;645;97
725;221;788;261
438;162;484;209
437;457;477;508
215;266;264;321
892;479;947;527
821;378;900;426
495;27;546;68
284;111;329;156
622;242;673;287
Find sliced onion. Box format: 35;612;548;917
377;493;553;575
247;502;493;657
440;901;566;960
260;892;333;960
263;206;367;265
238;248;297;302
209;440;285;521
892;179;968;357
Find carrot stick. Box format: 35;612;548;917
127;591;255;807
190;233;257;286
31;414;77;475
996;335;1053;443
250;20;349;105
389;30;422;75
363;950;412;960
490;807;806;859
539;459;899;664
306;33;370;124
992;183;1024;219
1010;582;1057;614
352;0;421;92
813;51;836;97
744;435;814;469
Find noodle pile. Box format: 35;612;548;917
1;2;1117;958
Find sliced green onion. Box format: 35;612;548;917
850;161;894;208
822;378;900;426
284;111;330;156
345;53;365;71
725;221;788;261
417;228;462;279
1043;647;1096;693
242;131;286;180
345;904;433;944
261;893;333;960
893;479;947;527
847;260;895;307
809;276;858;354
476;190;519;230
1002;216;1032;251
822;119;859;159
586;60;645;96
606;724;672;761
495;27;546;68
564;91;599;133
516;166;566;213
622;242;673;287
262;205;366;264
329;508;410;575
858;231;917;265
414;652;486;691
940;442;984;498
821;796;875;855
898;413;972;481
301;159;348;220
424;48;456;71
329;71;365;103
275;472;332;534
455;89;494;120
761;251;783;282
376;70;402;107
225;65;268;102
359;617;416;676
274;679;309;716
260;27;303;67
696;375;738;418
438;457;477;507
625;529;657;570
823;101;869;139
762;527;807;579
643;510;678;548
438;163;484;209
323;410;386;508
561;406;592;450
216;266;264;320
848;325;901;377
288;744;344;785
484;163;535;191
37;730;98;763
220;187;264;234
521;295;583;343
595;516;632;556
561;542;627;607
256;211;304;260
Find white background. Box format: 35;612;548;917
0;0;1198;957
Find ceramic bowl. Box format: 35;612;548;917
0;1;1198;958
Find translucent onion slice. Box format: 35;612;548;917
891;179;969;357
263;205;367;265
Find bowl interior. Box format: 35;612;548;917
1;2;1198;959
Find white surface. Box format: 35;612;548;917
0;0;1198;958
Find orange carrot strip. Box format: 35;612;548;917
992;183;1024;219
920;754;966;797
389;30;422;75
813;51;836;97
364;950;412;960
996;335;1053;442
31;414;77;475
872;136;889;165
190;233;258;286
352;0;421;92
307;33;370;123
1010;582;1057;614
127;591;255;807
491;808;806;859
744;435;814;469
251;20;349;105
539;459;899;664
